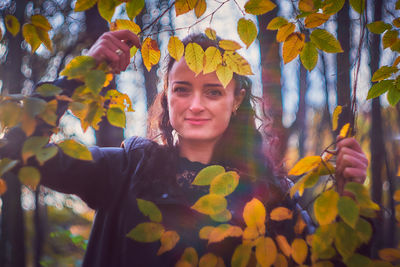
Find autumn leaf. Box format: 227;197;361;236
210;171;239;196
367;80;394;100
394;17;400;27
18;166;41;190
185;42;204;75
0;158;19;177
111;19;141;35
237;18;258;48
199;226;215;240
126;222;164;242
199;253;218;267
349;0;365;14
355;218;372;244
276;23;295;42
5;15;20;36
205;28;217;40
192;165;225;185
85;70;106;94
273;253;288;267
31;14;52;31
243;198;266;234
216;64;233;88
168;36;185;62
289;155;321;176
310;29;343;53
338;196;359;228
157;231;180;255
323;0;345;15
231;244;252;267
275;235;292;257
60;56;97;79
282;32;305;64
378;248;400;262
255;237;277;267
178;247;198;266
291;239;308;265
339;122;350;138
394;189;400;201
58;139;93;161
0;101;22;129
22;136;49;164
208;224;242;244
367;21;392;34
244;0;276;15
97;0;120;22
22;24;41;53
194;0;206;18
36;84;62;97
300;41;318;71
299;0;315;12
203;47;222;74
344;253;371;267
36;146;58;166
223;51;253;75
75;0;98;12
210;209;232;222
331;105;343;131
335;221;360;260
383;30;398;49
107;107;126;128
219;40;242;51
191;194;227;215
142;37;161;72
294;214;307;235
36;27;53;51
270;207;293;221
126;0;145;20
175;0;197;16
267;17;288;30
305;13;330;29
136;198;162;223
0;28;3;41
387;86;400;106
344;182;380;210
314;190;339;225
371;66;398;82
0;179;7;195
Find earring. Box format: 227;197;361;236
233;107;238;116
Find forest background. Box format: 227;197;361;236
0;0;399;266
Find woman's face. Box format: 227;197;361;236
167;58;244;145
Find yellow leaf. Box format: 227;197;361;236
314;190;339;225
243;226;259;240
157;230;180;255
5;15;20;36
0;178;7;195
185;42;204;75
394;189;400;202
142;37;161;72
310;29;343;53
300;41;318;71
237;18;258;48
126;222;164;242
299;0;316;12
111;19;141;35
244;0;276;15
97;0;120;22
270;207;293;221
178;247;198;266
36;27;53;52
231;244;252;267
273;253;288;267
205;28;217;40
243;198;266;233
332;105;342;131
31;14;52;31
255;237;277;267
275;235;292;257
383;30;398;49
282;32;305;64
0;101;22;129
208;224;242;244
22;24;41;53
398;166;400;176
60;56;97;79
18;166;41;190
210;171;239;196
216;64;233;88
344;182;380;211
191;194;227;215
267;17;288;30
276;23;295;42
57;139;93;161
393;56;400;67
75;0;98;12
210;209;232;222
339;123;350;138
168;36;185;62
175;0;197;16
288;155;321;176
21;113;37;137
203;47;222;74
194;0;206;18
219;40;242;51
223;51;253;75
379;248;400;262
192;165;225;186
305;13;330;28
294;214;307;235
136;198;162;223
291;239;308;264
199;253;218;267
199;226;215;240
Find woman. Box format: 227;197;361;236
4;30;368;266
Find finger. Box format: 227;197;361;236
336;137;364;154
103;34;130;71
336;153;367;175
111;30;141;49
336;146;368;167
342;167;366;183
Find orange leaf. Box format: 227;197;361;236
157;230;180;255
199;253;218;267
175;0;197;16
276;23;295;42
141;37;161;71
275;235;292;257
294;214;307;235
299;0;316;12
282;32;305;64
378;248;400;262
273;253;288;267
194;0;206;18
270;207;293;221
219;40;242;50
0;179;7;195
304;13;330;28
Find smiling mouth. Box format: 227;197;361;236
185;118;210;125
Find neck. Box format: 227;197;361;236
178;138;218;164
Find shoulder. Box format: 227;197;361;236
120;136;159;152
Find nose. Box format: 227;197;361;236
189;93;205;113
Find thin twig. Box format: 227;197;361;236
139;1;176;36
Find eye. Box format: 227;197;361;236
173;87;190;95
206;89;223;97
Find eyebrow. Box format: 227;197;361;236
172;81;223;87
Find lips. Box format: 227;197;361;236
185;118;210;125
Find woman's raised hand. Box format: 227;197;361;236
335;137;368;194
87;30;141;74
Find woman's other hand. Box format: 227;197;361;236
87;30;141;74
335;137;368;194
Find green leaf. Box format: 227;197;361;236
58;139;93;161
349;0;365;14
107;107;126;128
267;17;288;30
383;30;398;49
36;84;63;97
322;0;345;15
0;102;22;128
397;0;400;9
371;66;398;82
231;244;252;267
345;253;372;267
367;21;392;34
191;194;227;215
18;166;41;190
300;41;318;71
137;199;162;223
334;221;360;260
310;29;343;53
23;97;47;117
367;80;394;100
192;165;225;185
355;218;372;244
209;171;239;196
22;136;49;164
0;158;19;177
126;0;145;20
244;0;276;15
387;86;400;106
60;56;97;79
126;222;164;242
210;209;232;222
97;0;120;22
74;0;98;12
337;196;359;228
312;224;336;258
237;18;258;48
85;70;106;94
36;146;58;165
345;182;380;210
179;247;198;266
314;190;339;225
